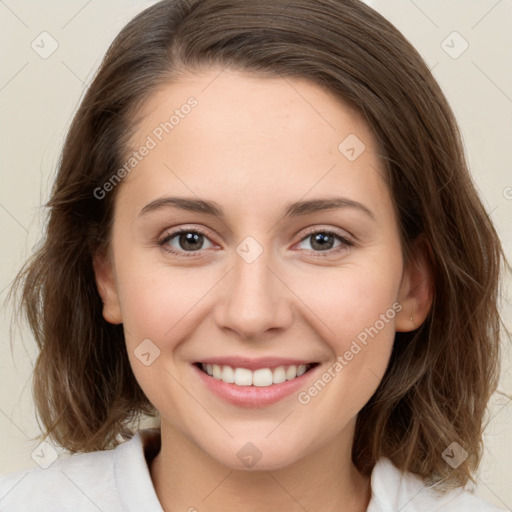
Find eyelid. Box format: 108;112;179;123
157;225;218;255
297;225;354;245
291;226;354;257
157;224;354;257
159;224;212;239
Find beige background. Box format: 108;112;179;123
0;0;510;509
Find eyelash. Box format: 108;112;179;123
157;226;354;258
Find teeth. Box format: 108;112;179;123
234;368;253;386
212;364;222;379
273;366;286;384
200;363;312;387
286;365;297;380
253;368;273;387
221;365;235;383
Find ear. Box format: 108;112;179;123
92;249;123;325
395;235;434;332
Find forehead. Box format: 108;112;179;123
117;68;390;221
130;67;376;158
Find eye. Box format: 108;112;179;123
296;228;353;255
158;227;215;257
157;226;353;258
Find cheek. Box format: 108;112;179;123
294;260;401;404
299;260;401;350
116;261;214;416
292;262;401;424
116;253;218;347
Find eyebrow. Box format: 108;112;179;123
139;196;376;221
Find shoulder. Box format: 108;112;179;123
0;429;163;512
368;457;507;512
0;439;122;512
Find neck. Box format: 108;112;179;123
149;419;371;512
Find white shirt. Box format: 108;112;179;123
0;428;505;511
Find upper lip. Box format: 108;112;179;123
194;356;318;371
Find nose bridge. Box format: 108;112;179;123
215;242;292;340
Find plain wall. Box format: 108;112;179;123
0;0;510;509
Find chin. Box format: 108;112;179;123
201;434;313;472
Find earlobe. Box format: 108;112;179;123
92;250;123;325
395;236;434;332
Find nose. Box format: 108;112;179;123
213;247;294;341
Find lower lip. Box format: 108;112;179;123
193;365;317;407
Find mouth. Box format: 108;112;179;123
194;361;320;387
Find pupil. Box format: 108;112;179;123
177;232;334;252
311;233;333;251
180;232;202;250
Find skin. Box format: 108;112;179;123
94;68;432;512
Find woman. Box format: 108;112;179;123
1;0;508;510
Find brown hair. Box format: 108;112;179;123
10;0;508;490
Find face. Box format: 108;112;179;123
94;68;427;471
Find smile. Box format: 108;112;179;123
192;358;320;407
198;362;317;387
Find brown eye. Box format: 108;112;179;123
308;232;336;251
297;230;353;253
159;229;214;255
175;232;205;251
